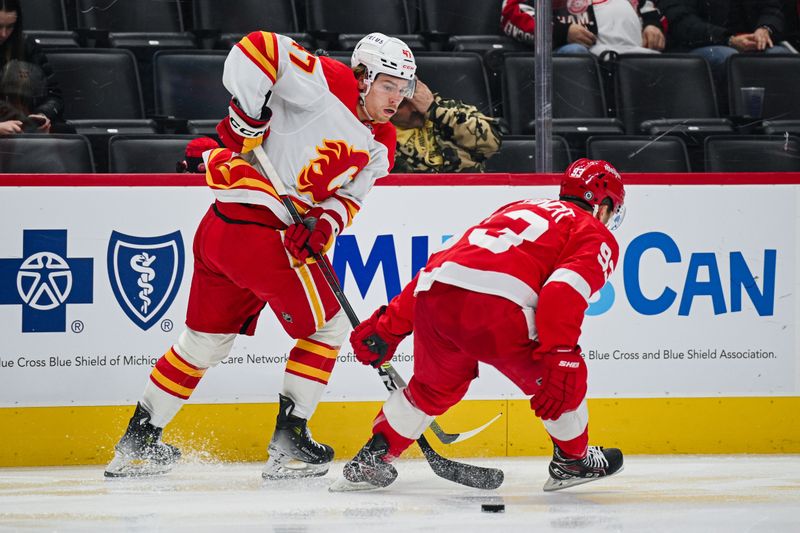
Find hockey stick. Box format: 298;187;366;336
250;145;504;489
378;364;502;445
250;144;493;445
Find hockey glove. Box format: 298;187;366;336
350;306;406;368
284;207;339;261
216;98;271;154
530;347;587;421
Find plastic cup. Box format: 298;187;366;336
739;87;765;118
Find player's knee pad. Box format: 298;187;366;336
308;308;349;346
542;399;589;441
380;388;435;440
174;327;237;368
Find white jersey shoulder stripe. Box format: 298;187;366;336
543;267;592;302
415;261;539;310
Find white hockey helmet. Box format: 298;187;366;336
351;32;416;98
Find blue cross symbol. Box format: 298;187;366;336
0;230;93;333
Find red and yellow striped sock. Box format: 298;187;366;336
284;338;339;385
149;347;207;400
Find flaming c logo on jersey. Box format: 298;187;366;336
297;140;370;202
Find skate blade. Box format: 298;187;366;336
104;453;174;478
543;465;625;492
262;451;330;480
328;476;383;492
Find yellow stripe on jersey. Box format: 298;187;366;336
238;32;278;83
150;368;194;398
285;360;332;382
295;339;338;359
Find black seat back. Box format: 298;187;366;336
75;0;184;32
705;135;800;172
0;134;94;173
616;54;719;134
728;55;800;120
23;0;67;30
484;135;572;173
108;135;201;173
420;0;502;36
306;0;411;35
153;50;228;120
503;53;608;134
47;49;145;120
193;0;298;33
587;136;691;172
415;52;493;116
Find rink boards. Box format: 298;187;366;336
0;172;798;466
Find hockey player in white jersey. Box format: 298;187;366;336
105;32;416;479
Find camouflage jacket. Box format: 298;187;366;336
393;95;502;173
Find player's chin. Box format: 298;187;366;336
378;108;397;122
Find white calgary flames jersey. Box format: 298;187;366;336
211;31;396;228
415;199;619;352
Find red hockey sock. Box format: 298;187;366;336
149;347;207;400
551;426;589;459
372;409;415;461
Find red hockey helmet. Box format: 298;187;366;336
560;158;626;230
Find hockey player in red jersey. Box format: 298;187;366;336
333;159;627;492
105;32;416;479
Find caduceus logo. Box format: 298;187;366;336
297;139;370;202
107;231;184;331
130;252;156;314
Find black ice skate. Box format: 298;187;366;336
328;433;398;492
104;403;181;478
262;394;334;480
543;445;624;491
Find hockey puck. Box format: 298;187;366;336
481;503;505;513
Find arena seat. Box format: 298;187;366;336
108;135;201;173
306;0;419;51
192;0;314;50
704;135;800;172
728;54;800;136
0;134;94;173
153;50;228;120
484;135;572;173
586;136;691;173
47;49;146;120
414;52;493;116
615;54;733;137
22;0;78;47
502;53;623;153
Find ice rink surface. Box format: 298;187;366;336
1;455;798;533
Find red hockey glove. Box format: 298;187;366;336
216;98;271;153
284;207;338;261
530;347;588;421
350;306;406;368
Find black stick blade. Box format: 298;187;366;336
416;435;504;490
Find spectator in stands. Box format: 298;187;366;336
0;0;65;135
391;79;502;173
501;0;666;56
659;0;790;84
175;136;219;173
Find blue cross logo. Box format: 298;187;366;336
0;230;93;333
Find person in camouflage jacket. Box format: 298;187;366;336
390;79;502;173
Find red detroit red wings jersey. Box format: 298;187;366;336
415;199;619;354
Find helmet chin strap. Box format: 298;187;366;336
358;78;375;122
358;94;375;122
